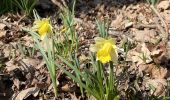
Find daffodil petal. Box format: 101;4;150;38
94;37;106;43
107;38;116;45
92;37;106;51
111;49;118;64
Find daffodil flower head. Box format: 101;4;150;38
90;37;118;64
33;18;52;40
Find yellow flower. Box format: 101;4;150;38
90;37;118;64
60;26;67;33
33;18;52;40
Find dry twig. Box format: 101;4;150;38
150;5;169;42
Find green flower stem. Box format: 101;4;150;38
107;61;114;100
51;38;57;98
51;75;57;98
109;61;114;90
97;61;104;100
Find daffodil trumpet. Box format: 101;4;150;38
90;37;118;64
32;18;52;40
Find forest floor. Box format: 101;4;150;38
0;0;170;99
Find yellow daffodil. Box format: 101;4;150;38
60;26;67;33
90;37;118;64
33;18;52;40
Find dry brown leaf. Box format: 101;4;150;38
131;51;144;66
13;78;20;90
144;79;167;97
141;43;152;63
70;93;79;100
111;13;123;29
157;0;170;10
132;29;158;43
0;23;6;30
22;58;40;68
126;43;152;66
138;13;149;24
21;35;34;47
151;42;166;64
151;49;163;56
36;61;46;69
124;4;138;20
0;30;6;38
138;64;154;73
151;67;167;79
13;87;39;100
0;23;6;38
5;60;19;72
3;47;11;58
138;63;167;79
124;21;133;29
61;84;70;92
161;10;170;26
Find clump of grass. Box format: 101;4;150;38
25;30;58;98
0;0;37;16
96;19;109;38
0;0;14;14
24;9;58;98
54;0;78;58
24;1;78;98
13;0;37;16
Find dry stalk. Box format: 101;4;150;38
50;0;67;10
150;5;169;42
